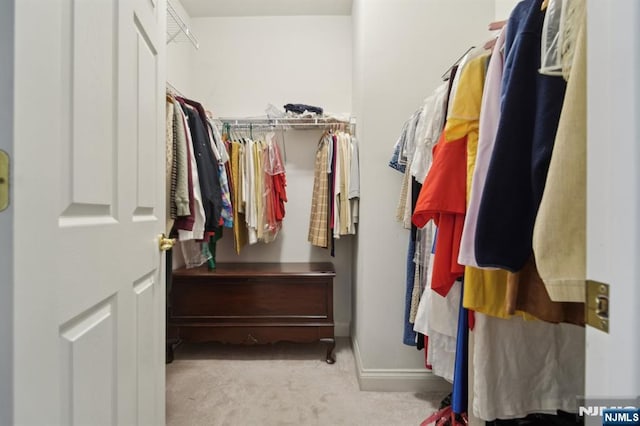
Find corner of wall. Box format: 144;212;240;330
349;0;495;374
166;0;196;96
335;322;350;338
494;0;521;20
350;336;452;394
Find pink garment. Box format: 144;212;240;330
457;26;508;267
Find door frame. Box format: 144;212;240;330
0;0;14;424
586;0;640;404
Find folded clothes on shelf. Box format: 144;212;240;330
283;103;324;116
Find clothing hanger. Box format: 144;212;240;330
484;37;498;50
488;20;507;31
541;0;549;10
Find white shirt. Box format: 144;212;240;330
458;27;508;267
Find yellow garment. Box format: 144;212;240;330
532;3;586;302
254;141;265;241
231;142;248;254
238;142;245;214
464;266;537;320
444;52;489;201
445;52;533;319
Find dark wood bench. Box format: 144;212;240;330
167;262;336;363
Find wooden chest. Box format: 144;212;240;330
167;262;336;363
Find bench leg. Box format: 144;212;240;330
321;338;336;364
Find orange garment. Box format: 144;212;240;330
412;133;467;297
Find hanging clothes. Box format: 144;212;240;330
171;98;191;218
474;0;567;272
472;313;585;420
397;3;588;422
455;40;501;268
444;33;536;321
452;279;469;416
409;84;449;325
207;120;233;229
263;132;287;240
229;139;249;253
308;135;332;248
165;99;176;234
411;49;476;298
532;0;587;303
412;132;467;297
173;101;206;241
219;130;288;250
177;100;223;235
348;136;360;233
308;130;359;251
165;93;237;270
403;239;418;346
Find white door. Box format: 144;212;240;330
9;0;167;424
586;0;640;424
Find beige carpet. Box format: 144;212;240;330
166;338;445;426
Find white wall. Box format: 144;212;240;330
352;0;495;380
495;0;521;20
0;0;13;422
168;1;502;386
191;16;352;116
167;0;196;96
166;0;196;272
188;15;353;336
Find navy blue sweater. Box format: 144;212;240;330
474;0;567;271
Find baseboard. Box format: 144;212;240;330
335;322;350;337
351;337;452;393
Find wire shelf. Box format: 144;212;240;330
167;0;199;49
215;116;355;132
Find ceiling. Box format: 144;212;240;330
180;0;353;17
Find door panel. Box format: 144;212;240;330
64;0;117;211
13;0;166;423
136;23;160;215
60;299;117;426
134;274;160;425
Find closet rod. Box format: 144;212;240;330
441;46;475;80
216;117;355;126
216;117;355;133
166;82;185;97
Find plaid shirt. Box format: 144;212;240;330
308;136;331;248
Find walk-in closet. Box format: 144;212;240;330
3;0;639;425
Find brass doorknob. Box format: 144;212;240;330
159;233;176;251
